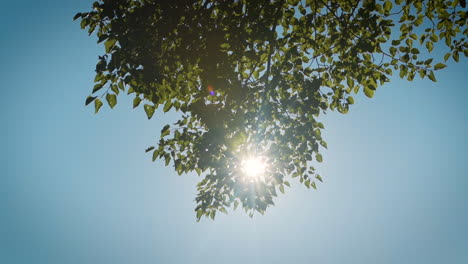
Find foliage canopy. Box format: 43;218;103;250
76;0;467;220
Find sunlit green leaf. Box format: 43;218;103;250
315;154;323;163
94;98;103;113
133;96;142;108
196;210;203;221
434;63;447;70
163;101;172;113
311;181;317;190
364;86;375;98
104;39;117;53
316;175;323;182
161;124;170;138
106;93;117;109
144;104;155;119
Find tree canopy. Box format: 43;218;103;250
76;0;467;220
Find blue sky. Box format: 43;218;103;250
1;1;467;263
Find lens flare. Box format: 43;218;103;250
207;84;215;95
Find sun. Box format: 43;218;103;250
241;157;267;180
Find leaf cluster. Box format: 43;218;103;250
76;0;467;220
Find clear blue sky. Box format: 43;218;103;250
1;1;467;263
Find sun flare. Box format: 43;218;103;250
241;157;267;180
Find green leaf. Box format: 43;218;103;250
253;70;259;79
94;73;105;82
311;181;317;190
161;124;171;138
346;96;355;105
144;104;155;119
279;185;285;194
73;13;82;20
104;39;117;53
85;96;97;106
364;86;375;98
152;149;160;161
444;53;451;61
346;77;354;88
384;1;393;12
118;82;125;91
426;41;433;52
92;84;104;94
145;146;155;153
111;84;119;95
94;98;103;113
419;69;426;78
234;200;239;210
196;210;203;221
410;48;420;54
453;52;459;62
316;174;323;182
315;154;323;162
163;101;173;112
320;141;327;149
434;63;446;70
80;19;88;29
106;93;117;108
284;181;290;187
428;71;437;82
133;96;142;108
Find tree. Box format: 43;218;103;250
76;0;467;220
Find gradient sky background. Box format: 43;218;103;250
1;1;467;263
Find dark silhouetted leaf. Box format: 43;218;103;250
85;96;96;106
145;146;155;153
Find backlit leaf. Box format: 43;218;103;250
133;96;142;108
434;63;447;70
94;98;103;113
161;124;170;138
106;93;117;109
104;39;117;53
144;104;155;119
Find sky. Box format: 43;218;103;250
1;1;467;264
